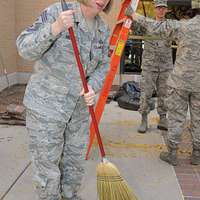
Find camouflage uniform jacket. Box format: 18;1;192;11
16;2;110;122
135;14;200;92
132;21;173;72
142;38;173;72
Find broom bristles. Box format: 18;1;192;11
97;161;138;200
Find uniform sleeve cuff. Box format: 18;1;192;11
135;14;147;26
39;22;58;43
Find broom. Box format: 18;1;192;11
61;1;138;199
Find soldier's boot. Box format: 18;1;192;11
160;142;178;166
138;114;148;133
191;147;200;165
157;114;168;131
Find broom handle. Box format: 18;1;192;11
61;0;106;158
68;28;106;158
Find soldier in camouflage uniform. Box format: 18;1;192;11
126;3;200;166
136;0;173;133
16;0;112;199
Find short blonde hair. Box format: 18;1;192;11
77;0;112;13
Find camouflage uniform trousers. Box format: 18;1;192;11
167;87;200;149
26;100;89;200
139;69;172;115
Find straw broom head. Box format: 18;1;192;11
97;160;138;200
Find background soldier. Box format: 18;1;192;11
137;0;173;133
127;2;200;166
16;0;112;199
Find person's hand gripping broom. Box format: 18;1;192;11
61;0;138;199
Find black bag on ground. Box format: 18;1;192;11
115;81;155;111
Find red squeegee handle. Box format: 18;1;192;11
61;0;106;158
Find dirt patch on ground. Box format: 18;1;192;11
0;84;26;113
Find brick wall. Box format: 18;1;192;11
0;0;16;75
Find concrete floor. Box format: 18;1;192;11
0;101;184;200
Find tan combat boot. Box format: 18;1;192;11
160;142;178;166
157;114;168;131
138;114;148;133
191;147;200;165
